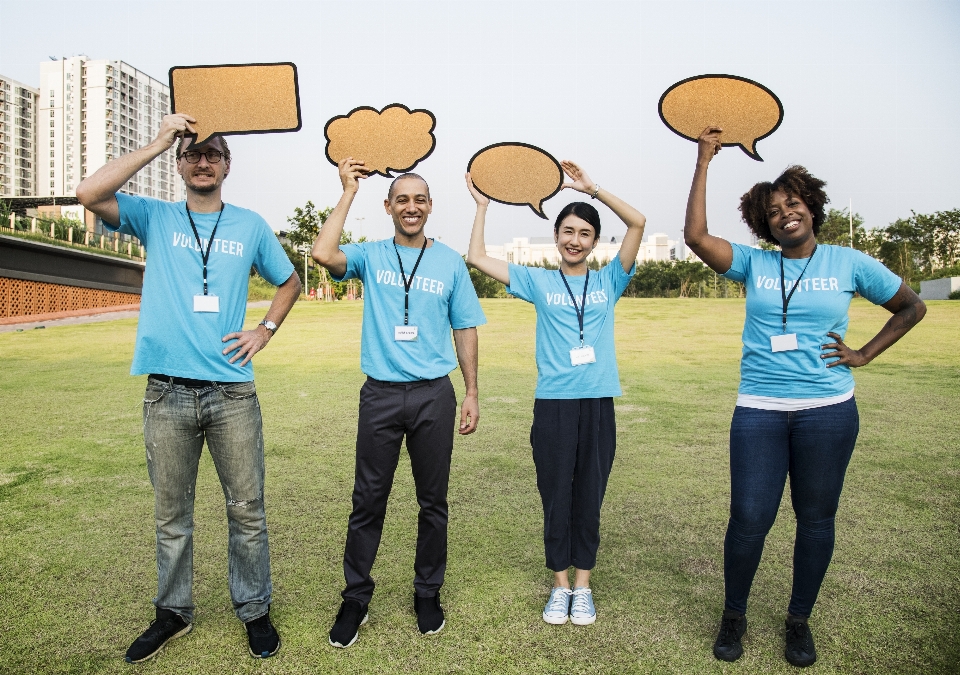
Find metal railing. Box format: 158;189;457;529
1;213;145;261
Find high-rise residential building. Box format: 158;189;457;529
0;75;39;197
38;56;182;201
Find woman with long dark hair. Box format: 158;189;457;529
465;161;646;626
685;127;925;667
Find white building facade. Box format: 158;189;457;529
38;56;182;201
486;233;695;268
0;75;39;197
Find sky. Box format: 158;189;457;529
2;0;959;253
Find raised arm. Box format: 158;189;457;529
559;160;646;273
76;114;197;225
311;157;367;279
684;127;734;274
464;173;510;285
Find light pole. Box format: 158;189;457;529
297;244;309;297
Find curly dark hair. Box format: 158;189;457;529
738;165;829;245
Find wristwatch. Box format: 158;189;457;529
259;320;278;334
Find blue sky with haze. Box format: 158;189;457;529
2;1;958;252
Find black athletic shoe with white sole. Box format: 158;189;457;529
124;608;192;663
329;600;368;648
245;609;281;658
785;615;817;667
414;594;445;635
713;609;747;662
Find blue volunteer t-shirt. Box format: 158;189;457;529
334;238;486;382
507;258;635;399
723;243;902;398
105;193;294;382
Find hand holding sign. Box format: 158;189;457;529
659;75;783;161
324;104;436;178
466;143;563;219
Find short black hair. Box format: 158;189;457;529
176;135;231;163
388;172;430;200
554;201;601;240
739;165;828;245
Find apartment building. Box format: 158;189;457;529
38;56;182;202
486;233;694;268
0;75;39;197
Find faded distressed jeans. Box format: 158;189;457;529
142;377;272;623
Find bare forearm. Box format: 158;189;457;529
466;204;510;284
77;142;165;213
596;188;645;268
264;272;302;327
311;190;353;275
454;327;479;395
684;161;732;273
860;296;926;364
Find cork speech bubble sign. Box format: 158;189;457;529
467;143;563;219
324;104;437;178
658;74;783;161
169;63;302;147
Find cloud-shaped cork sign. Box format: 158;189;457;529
169;63;302;147
659;74;783;161
467;143;563;219
324;104;436;178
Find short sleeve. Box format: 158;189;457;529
448;258;487;329
111;192;150;242
853;250;902;305
253;221;296;286
603;257;635;299
506;263;536;303
332;243;366;282
722;243;751;283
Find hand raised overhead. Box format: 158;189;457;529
560;160;597;195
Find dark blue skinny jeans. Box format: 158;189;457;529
723;397;859;618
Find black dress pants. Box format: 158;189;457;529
531;397;616;572
341;376;457;605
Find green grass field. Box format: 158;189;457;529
1;298;957;674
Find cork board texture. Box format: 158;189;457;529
658;74;783;161
324;104;436;178
467;142;562;219
169;63;302;146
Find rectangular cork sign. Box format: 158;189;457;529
169;62;302;146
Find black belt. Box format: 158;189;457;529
149;374;219;388
365;375;446;389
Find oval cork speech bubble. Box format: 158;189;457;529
169;63;302;147
466;142;563;219
658;74;784;161
324;104;437;178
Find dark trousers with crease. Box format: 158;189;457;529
531;397;617;572
341;375;457;605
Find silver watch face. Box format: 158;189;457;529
261;320;278;332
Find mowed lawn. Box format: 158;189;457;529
0;298;957;675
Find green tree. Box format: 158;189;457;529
285;201;333;249
817;207;865;248
468;264;508;298
283;201;367;299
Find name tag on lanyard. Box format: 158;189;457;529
393;238;427;342
194;294;220;313
570;345;597;366
187;203;225;314
770;333;798;352
395;325;419;341
773;246;816;353
559;268;597;366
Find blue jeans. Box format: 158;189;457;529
724;397;859;618
142;378;272;623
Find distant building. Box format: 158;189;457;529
0;75;39;197
486;232;696;267
38;56;182;203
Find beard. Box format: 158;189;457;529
184;172;221;194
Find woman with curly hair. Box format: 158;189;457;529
684;127;926;667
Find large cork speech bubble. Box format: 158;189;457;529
658;74;783;161
324;104;437;178
467;142;563;219
169;63;302;147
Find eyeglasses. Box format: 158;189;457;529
179;149;225;164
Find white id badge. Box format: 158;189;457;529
193;294;220;313
570;345;597;366
395;325;419;341
770;333;799;352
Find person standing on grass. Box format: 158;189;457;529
76;113;300;664
684;127;926;668
465;161;646;627
312;158;485;648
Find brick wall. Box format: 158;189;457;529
0;277;140;318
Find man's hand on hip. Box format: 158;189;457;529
222;325;272;367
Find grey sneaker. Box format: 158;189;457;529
542;587;572;625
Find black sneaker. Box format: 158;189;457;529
785;615;817;667
124;608;192;663
245;609;281;659
713;609;747;662
329;600;368;648
414;594;445;635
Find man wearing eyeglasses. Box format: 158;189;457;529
76;113;300;663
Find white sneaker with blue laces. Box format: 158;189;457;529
570;587;596;625
542;587;572;625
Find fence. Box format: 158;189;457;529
2;213;145;261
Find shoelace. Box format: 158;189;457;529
786;621;810;647
570;589;593;615
142;617;178;641
717;616;742;644
248;620;273;638
546;589;571;614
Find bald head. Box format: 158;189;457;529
387;172;430;201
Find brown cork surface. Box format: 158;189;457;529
658;75;783;161
467;143;563;219
324;104;436;178
170;63;301;146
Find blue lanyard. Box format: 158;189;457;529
185;203;225;296
558;268;589;345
